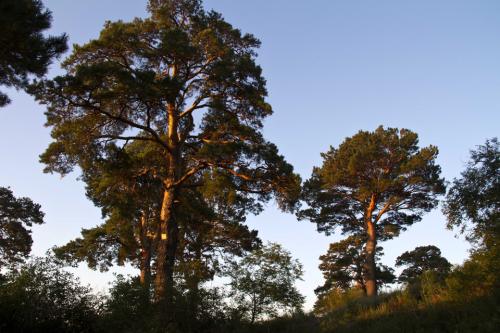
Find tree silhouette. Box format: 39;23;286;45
395;245;451;284
0;0;66;106
0;187;44;269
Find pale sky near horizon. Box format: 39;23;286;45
1;0;499;310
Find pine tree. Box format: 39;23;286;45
299;126;445;296
33;0;300;310
0;0;66;106
315;235;394;296
0;187;44;268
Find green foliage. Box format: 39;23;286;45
300;126;445;239
314;287;368;318
443;138;499;250
300;126;444;295
227;243;305;323
395;245;451;284
32;0;300;305
33;0;300;211
0;187;44;269
315;236;395;295
241;313;320;333
98;275;156;333
53;218;138;272
0;256;100;333
316;252;499;333
0;0;67;106
319;293;498;333
314;135;500;332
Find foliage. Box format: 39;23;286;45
319;292;498;333
316;251;499;333
53;217;140;272
299;126;445;238
32;0;300;304
0;256;101;333
98;275;157;333
395;245;451;284
241;313;320;333
300;126;445;295
0;0;67;106
315;235;395;295
226;242;305;323
443;138;499;250
0;187;44;269
314;136;500;333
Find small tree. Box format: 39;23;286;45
395;245;451;284
0;0;67;106
227;242;304;323
443;138;499;251
0;187;44;269
299;126;445;296
316;236;394;296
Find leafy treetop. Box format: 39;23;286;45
395;245;451;283
443;138;499;250
299;126;445;240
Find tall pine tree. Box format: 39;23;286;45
33;0;300;310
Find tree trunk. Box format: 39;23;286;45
139;213;152;290
154;100;180;315
364;219;377;297
364;194;378;297
251;296;257;324
154;181;179;307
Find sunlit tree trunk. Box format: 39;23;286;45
364;194;378;297
154;101;180;313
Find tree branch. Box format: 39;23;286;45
66;97;171;153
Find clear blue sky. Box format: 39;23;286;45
1;0;499;309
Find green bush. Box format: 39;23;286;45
0;256;100;333
316;254;499;333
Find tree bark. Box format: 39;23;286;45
364;194;378;297
139;213;152;291
154;177;179;307
364;219;377;297
154;100;181;314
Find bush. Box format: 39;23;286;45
98;275;156;333
0;256;100;333
316;256;500;333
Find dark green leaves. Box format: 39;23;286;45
443;138;499;249
395;245;451;284
0;0;67;106
0;187;44;268
299;126;445;240
227;243;304;323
